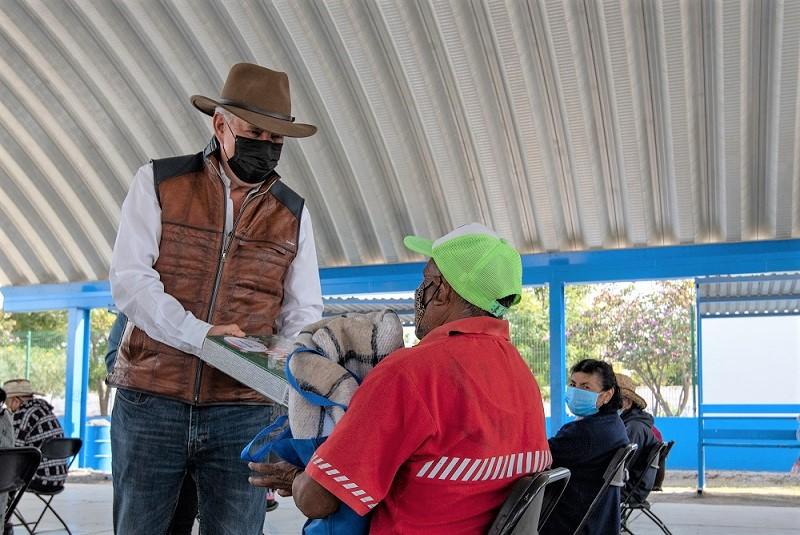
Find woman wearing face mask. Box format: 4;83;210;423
540;359;628;535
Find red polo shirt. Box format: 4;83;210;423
306;316;550;534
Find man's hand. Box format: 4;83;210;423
208;324;245;337
248;461;302;495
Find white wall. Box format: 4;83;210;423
702;316;800;405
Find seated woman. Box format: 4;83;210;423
541;359;628;535
616;373;659;503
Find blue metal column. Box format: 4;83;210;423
65;307;91;467
695;286;705;494
549;280;567;433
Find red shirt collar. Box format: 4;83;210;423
420;316;511;344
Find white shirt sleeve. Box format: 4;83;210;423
109;163;212;355
275;206;324;338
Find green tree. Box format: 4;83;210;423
0;309;119;414
90;309;117;415
0;311;67;396
591;281;694;416
505;285;603;399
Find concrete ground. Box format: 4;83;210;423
8;474;799;535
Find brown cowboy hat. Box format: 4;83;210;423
616;373;647;410
191;63;316;138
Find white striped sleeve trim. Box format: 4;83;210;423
414;449;551;484
308;454;378;513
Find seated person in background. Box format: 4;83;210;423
1;387;15;535
3;379;67;492
541;359;628;535
249;223;551;534
616;373;659;502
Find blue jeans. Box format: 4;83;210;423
111;389;276;534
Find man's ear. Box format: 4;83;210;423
212;112;226;138
434;280;454;306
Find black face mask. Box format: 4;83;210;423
223;124;283;184
414;279;442;330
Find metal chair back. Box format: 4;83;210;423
572;443;637;535
0;447;42;520
488;467;571;535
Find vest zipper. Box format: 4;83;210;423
194;173;279;404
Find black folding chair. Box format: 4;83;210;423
1;447;42;534
621;441;674;535
14;438;82;535
488;467;571;535
571;443;638;535
651;440;674;492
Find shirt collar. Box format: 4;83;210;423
420;316;511;344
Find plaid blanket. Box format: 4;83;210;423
289;310;404;438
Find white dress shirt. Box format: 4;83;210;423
110;161;323;356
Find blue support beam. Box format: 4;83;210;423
549;280;567;433
65;308;91;467
695;290;705;493
3;239;799;308
319;262;425;295
1;281;114;312
520;238;800;284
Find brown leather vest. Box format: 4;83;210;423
108;150;303;405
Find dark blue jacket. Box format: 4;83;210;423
541;411;629;535
621;407;659;503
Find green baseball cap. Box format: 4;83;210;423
404;223;522;317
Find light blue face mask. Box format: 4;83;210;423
566;386;600;417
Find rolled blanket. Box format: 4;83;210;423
289;310;404;439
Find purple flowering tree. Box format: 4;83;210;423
586;281;695;416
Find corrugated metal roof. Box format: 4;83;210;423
696;273;800;316
323;296;414;325
1;0;799;286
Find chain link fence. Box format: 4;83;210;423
0;331;68;397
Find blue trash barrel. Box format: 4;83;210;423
85;417;112;472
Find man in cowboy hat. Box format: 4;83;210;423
2;380;67;493
617;373;660;502
108;63;323;534
250;224;551;534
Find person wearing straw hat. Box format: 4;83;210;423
617;373;659;502
249;224;551;534
2;379;67;495
107;63;323;534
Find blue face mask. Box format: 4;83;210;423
566;386;600;417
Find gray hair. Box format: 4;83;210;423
214;106;235;123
